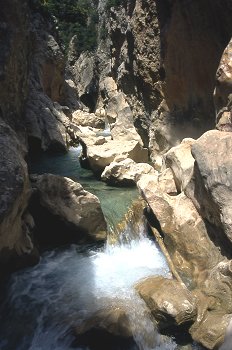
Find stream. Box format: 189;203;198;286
0;148;201;350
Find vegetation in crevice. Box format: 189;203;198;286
105;0;123;11
40;0;98;52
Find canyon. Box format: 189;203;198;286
1;0;232;349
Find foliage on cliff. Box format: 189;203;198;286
40;0;98;52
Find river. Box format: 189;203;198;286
0;147;202;350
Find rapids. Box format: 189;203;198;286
0;147;203;349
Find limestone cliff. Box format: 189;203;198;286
69;0;232;164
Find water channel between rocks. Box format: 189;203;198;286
0;147;201;350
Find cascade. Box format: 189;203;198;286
0;148;202;349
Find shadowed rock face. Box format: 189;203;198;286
156;0;232;129
0;0;30;146
0;1;40;275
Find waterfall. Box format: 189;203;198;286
0;203;180;350
3;147;204;350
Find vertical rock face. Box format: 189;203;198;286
0;0;38;274
0;1;73;274
68;0;163;149
25;4;70;153
0;0;30;146
214;38;232;131
158;0;232;126
69;0;232;161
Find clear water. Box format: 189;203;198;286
0;147;202;350
0;223;177;350
29;147;139;228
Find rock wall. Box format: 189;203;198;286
0;1;84;275
0;0;38;276
156;0;232;132
69;0;232;163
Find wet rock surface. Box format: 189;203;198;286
136;277;197;330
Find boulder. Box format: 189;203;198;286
30;174;107;247
87;140;148;175
190;311;231;350
0;121;38;275
72;110;105;129
71;51;98;111
72;307;137;350
74;307;133;338
219;318;232;350
137;174;222;286
186;130;232;244
26;93;69;153
158;168;178;196
101;158;157;186
136;277;197;330
109;93;143;145
164;138;195;192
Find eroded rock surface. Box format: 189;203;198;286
214;38;232;131
30;174;107;247
186;130;232;245
0;121;38;274
25;9;71;153
136;277;197;330
138;173;222;287
101;158;156;186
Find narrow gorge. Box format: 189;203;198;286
1;0;232;349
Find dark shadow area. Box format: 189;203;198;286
71;329;139;350
155;0;232;129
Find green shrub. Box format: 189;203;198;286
105;0;122;11
40;0;98;52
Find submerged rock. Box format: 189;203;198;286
136;277;197;330
30;174;107;247
101;158;156;186
72;307;138;350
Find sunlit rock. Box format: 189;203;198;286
158;168;178;196
101;158;156;186
190;311;231;350
30;174;107;247
136;276;197;330
186;129;232;244
72;110;105;129
164;138;195;192
137;174;222;286
86;140;148;175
